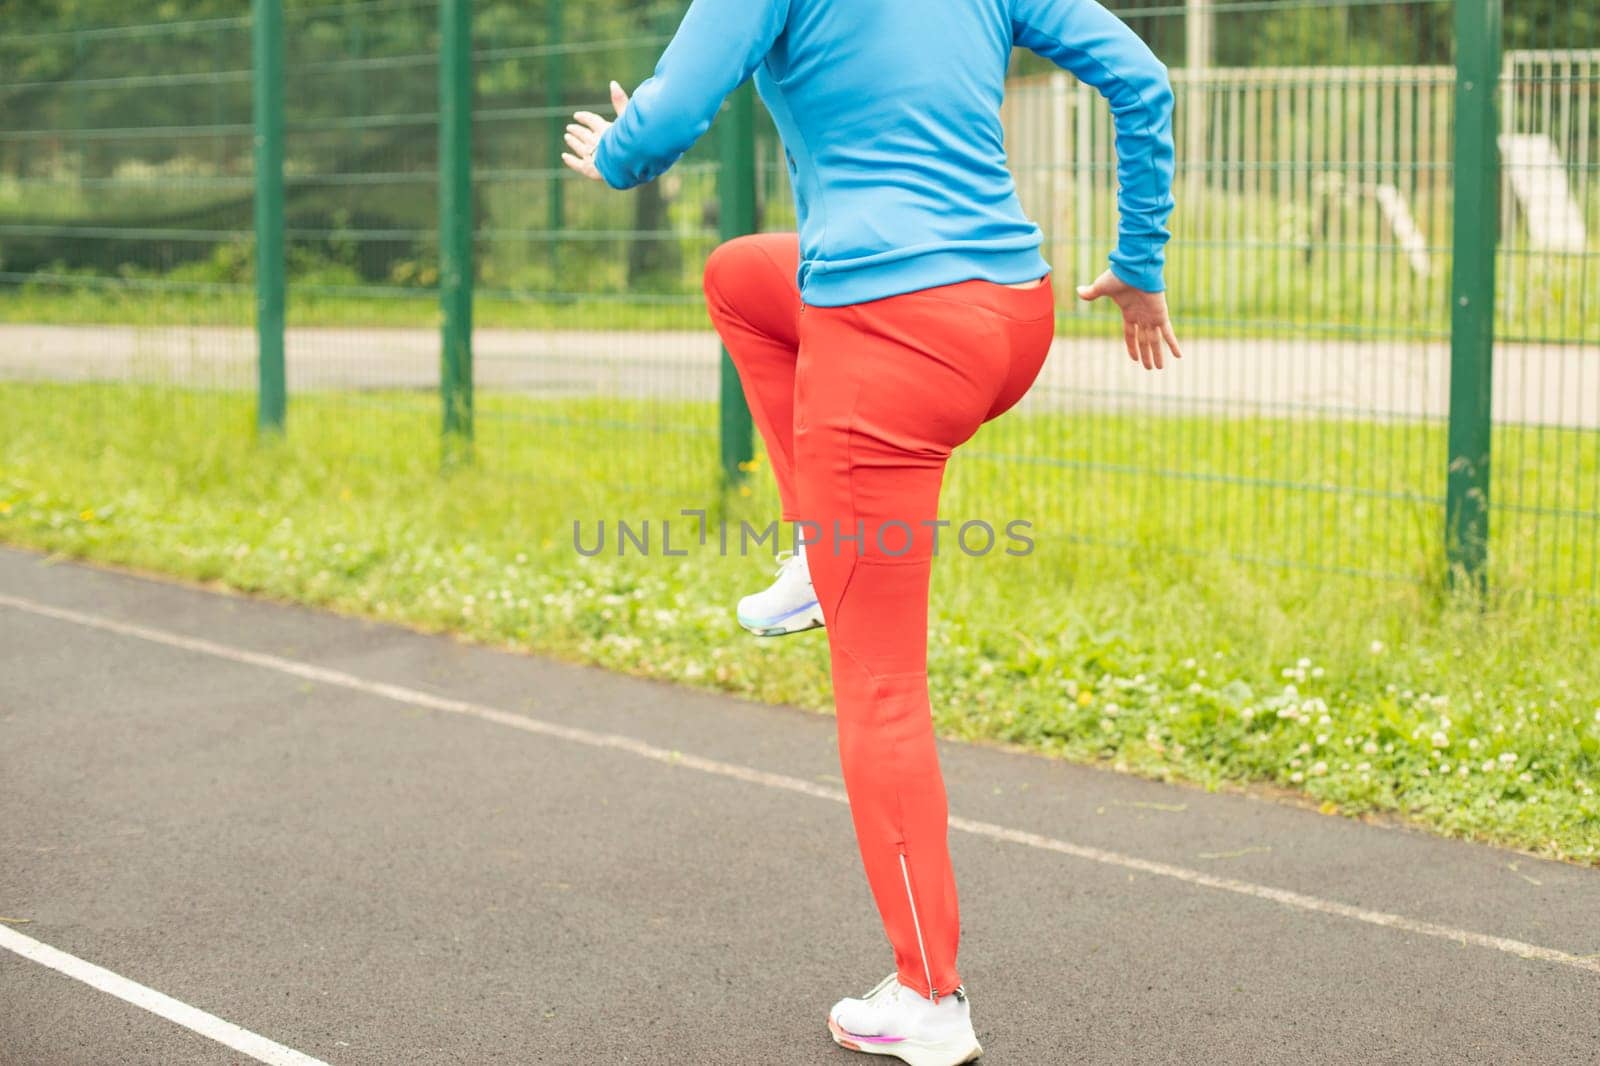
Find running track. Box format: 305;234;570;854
1;545;1597;1064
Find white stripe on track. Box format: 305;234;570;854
0;924;329;1066
3;591;1597;978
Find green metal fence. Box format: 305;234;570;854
1;0;1596;602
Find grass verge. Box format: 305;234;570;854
2;380;1596;862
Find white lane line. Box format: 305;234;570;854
0;925;329;1066
4;591;1598;978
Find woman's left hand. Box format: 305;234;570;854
562;81;630;182
1076;269;1183;371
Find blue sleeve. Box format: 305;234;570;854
1010;0;1176;292
594;0;790;190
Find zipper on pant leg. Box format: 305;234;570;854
897;848;939;1004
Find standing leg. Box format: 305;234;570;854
797;279;1055;1003
703;233;804;522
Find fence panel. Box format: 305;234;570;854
962;2;1463;592
0;10;257;446
1495;45;1600;600
1;0;1597;603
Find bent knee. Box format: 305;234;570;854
702;233;799;303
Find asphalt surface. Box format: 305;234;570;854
4;323;1599;428
1;544;1597;1064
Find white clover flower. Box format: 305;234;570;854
1297;657;1312;669
1440;763;1451;774
1357;762;1371;772
1431;731;1450;749
1182;657;1197;670
1362;741;1379;755
1519;771;1534;783
1468;738;1480;751
1290;770;1305;783
1370;640;1386;654
1498;752;1518;766
1316;734;1329;746
1297;742;1312;755
1311;761;1328;776
1311;667;1325;679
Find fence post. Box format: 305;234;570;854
1446;0;1502;594
547;0;565;277
439;0;475;457
717;83;757;488
251;0;287;435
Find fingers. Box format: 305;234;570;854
1162;321;1184;361
560;152;595;179
609;80;630;115
573;110;610;134
1123;321;1139;363
563;128;595;158
1077;282;1102;303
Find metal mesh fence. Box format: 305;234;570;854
1;0;1596;602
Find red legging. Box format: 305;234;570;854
704;233;1055;1001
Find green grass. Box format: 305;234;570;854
2;380;1598;862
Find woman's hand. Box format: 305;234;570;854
1076;270;1183;371
561;81;631;182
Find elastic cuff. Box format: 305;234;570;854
1108;255;1164;294
593;133;632;191
897;968;962;1002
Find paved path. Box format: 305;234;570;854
2;323;1598;428
1;545;1597;1064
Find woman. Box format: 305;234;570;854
563;0;1179;1062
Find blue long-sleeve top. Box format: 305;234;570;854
594;0;1175;307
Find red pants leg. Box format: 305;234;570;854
703;234;805;522
706;235;1056;1001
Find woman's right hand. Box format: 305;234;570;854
1076;270;1183;371
561;81;631;183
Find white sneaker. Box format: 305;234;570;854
736;544;824;636
828;974;982;1066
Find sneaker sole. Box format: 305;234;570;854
737;602;825;637
827;1015;982;1066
